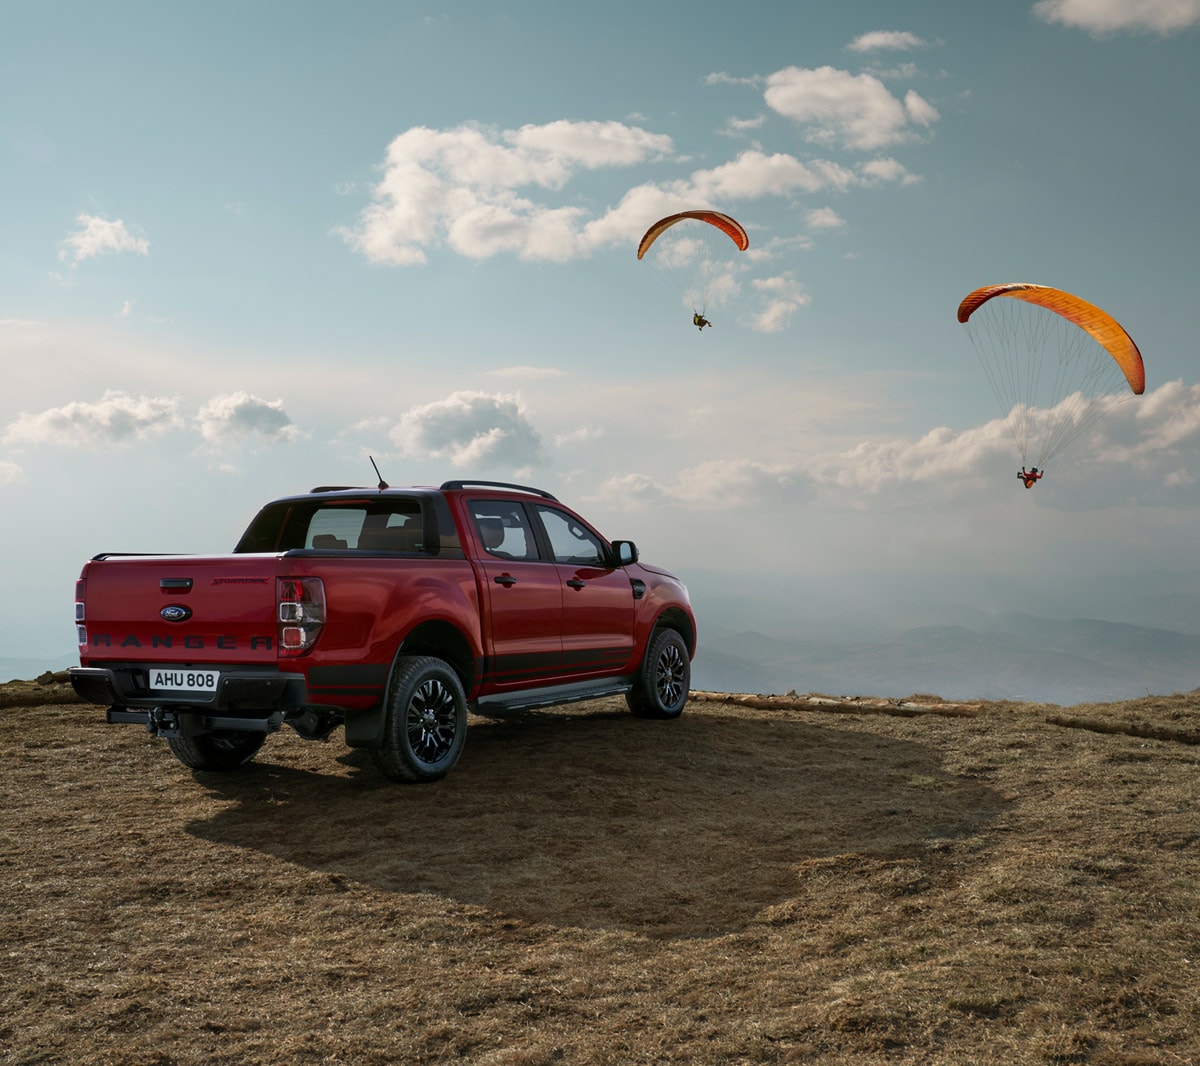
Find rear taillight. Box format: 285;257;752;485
75;579;86;647
277;577;326;657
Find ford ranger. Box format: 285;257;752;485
69;480;696;783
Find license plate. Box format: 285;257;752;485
147;668;220;693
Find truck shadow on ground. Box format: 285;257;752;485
185;703;1006;937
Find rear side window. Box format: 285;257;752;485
468;500;539;561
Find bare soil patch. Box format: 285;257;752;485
3;685;1199;1064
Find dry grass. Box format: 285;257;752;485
3;681;1200;1064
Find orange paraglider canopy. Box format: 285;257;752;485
637;211;749;260
957;283;1144;395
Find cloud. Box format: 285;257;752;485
589;473;672;509
813;381;1200;506
824;421;1011;494
704;72;764;88
581;382;1200;519
805;207;845;229
1033;0;1200;35
0;459;24;486
2;390;181;449
903;90;941;128
1111;379;1200;457
590;459;817;512
744;234;816;262
340;120;673;266
763;65;940;150
748;274;811;332
343;91;932;271
847;30;930;52
390;391;545;469
195;392;302;447
688;150;860;199
58;214;150;265
555;425;605;447
675;459;818;506
859;157;922;185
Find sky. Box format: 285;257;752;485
3;0;1200;664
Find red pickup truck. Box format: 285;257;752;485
69;480;696;783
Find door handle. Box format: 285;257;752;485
493;574;517;587
566;578;586;590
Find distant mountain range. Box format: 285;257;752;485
683;566;1200;706
691;614;1200;706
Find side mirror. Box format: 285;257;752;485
611;540;638;566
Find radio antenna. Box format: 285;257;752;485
369;455;389;490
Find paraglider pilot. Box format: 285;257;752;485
1018;466;1043;489
693;312;711;330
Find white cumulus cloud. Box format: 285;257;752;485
904;90;941;128
390;391;545;470
847;30;930;52
59;214;150;265
340;120;673;266
1033;0;1200;35
763;65;939;151
749;274;811;332
805;207;846;229
196;392;301;447
342;102;932;271
2;390;181;448
859;157;922;185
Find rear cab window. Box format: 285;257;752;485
236;497;427;553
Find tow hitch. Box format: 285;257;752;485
147;707;183;738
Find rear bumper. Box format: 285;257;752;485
71;663;378;744
70;664;305;713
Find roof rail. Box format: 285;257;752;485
308;485;370;493
439;480;558;501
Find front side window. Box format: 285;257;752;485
536;506;607;566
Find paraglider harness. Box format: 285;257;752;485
1018;466;1044;489
693;312;711;330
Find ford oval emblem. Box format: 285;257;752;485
161;604;192;623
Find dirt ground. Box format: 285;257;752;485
2;678;1199;1064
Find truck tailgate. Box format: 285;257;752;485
78;554;282;667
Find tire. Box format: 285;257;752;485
370;655;468;783
166;730;266;771
625;628;690;719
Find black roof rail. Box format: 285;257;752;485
308;485;370;493
439;480;558;501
